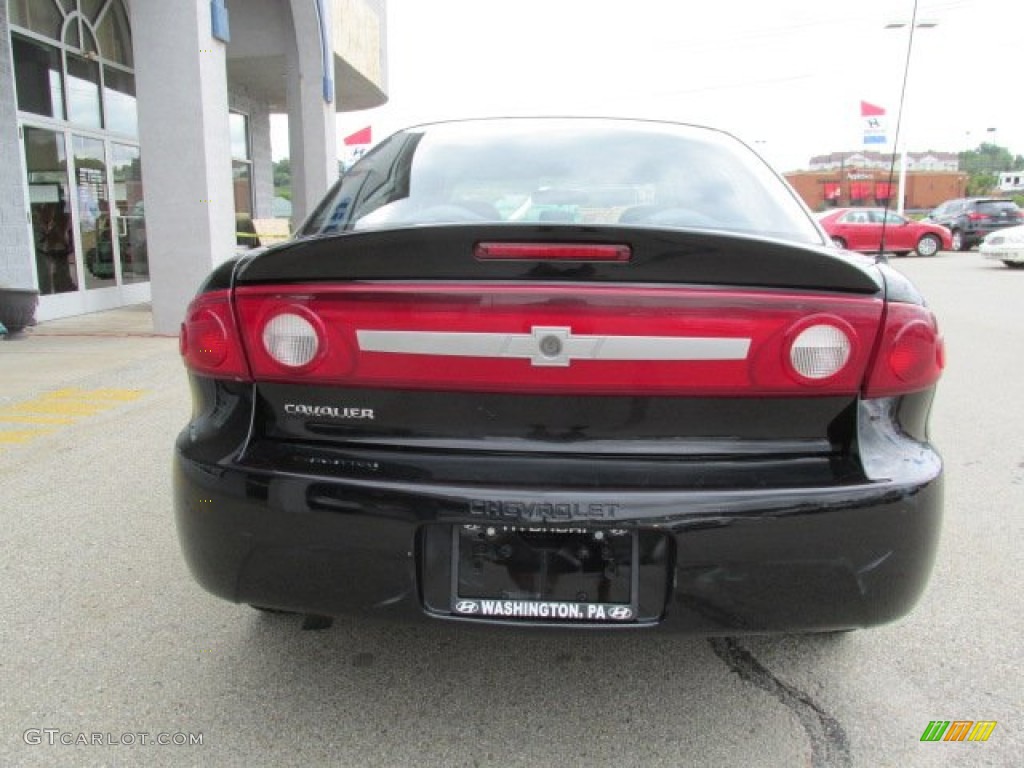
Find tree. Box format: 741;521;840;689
273;157;290;186
273;158;291;200
958;143;1024;196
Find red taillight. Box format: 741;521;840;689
967;212;990;221
180;290;250;380
863;303;944;397
185;284;943;399
233;284;886;396
474;242;632;262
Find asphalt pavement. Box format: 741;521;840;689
0;303;176;401
1;254;1021;767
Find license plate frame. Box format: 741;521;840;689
450;524;639;623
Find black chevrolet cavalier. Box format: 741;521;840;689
175;118;944;632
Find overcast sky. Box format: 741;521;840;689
274;0;1024;172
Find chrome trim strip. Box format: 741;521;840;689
356;327;750;367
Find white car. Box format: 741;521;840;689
980;225;1024;269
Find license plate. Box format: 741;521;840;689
451;524;638;622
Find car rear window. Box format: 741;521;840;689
298;119;824;245
976;200;1021;214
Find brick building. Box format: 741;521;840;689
785;149;967;212
786;168;968;213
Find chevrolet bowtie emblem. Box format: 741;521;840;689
356;327;750;367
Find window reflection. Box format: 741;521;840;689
103;66;136;136
66;54;102;128
233;161;253;216
12;1;146;294
95;1;133;67
80;0;106;23
112;143;147;283
64;17;81;49
24;126;76;295
74;135;114;289
8;0;64;38
12;35;65;120
80;21;98;56
229;113;250;160
230;112;255;246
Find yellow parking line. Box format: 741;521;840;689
0;429;53;444
45;388;145;402
0;388;149;448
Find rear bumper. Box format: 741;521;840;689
981;245;1024;263
173;437;943;634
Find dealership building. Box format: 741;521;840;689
1;0;387;332
785;150;967;213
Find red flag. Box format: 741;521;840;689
861;102;887;145
343;126;372;145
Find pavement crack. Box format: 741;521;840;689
709;637;851;768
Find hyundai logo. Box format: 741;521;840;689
608;606;633;620
455;601;480;614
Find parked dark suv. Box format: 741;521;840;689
927;197;1023;251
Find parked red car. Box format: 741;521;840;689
817;208;952;257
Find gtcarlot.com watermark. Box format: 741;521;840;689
24;729;203;747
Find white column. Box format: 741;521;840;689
286;0;338;225
897;142;908;216
132;0;235;334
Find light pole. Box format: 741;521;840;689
884;19;938;215
986;127;1000;177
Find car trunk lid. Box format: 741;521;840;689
223;226;883;458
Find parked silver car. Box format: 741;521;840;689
979;224;1024;268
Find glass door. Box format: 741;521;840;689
24;127;145;297
111;143;147;283
72;133;115;289
23;125;76;295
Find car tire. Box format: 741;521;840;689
915;234;941;257
831;236;847;249
951;229;968;251
1004;261;1024;269
249;604;297;615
